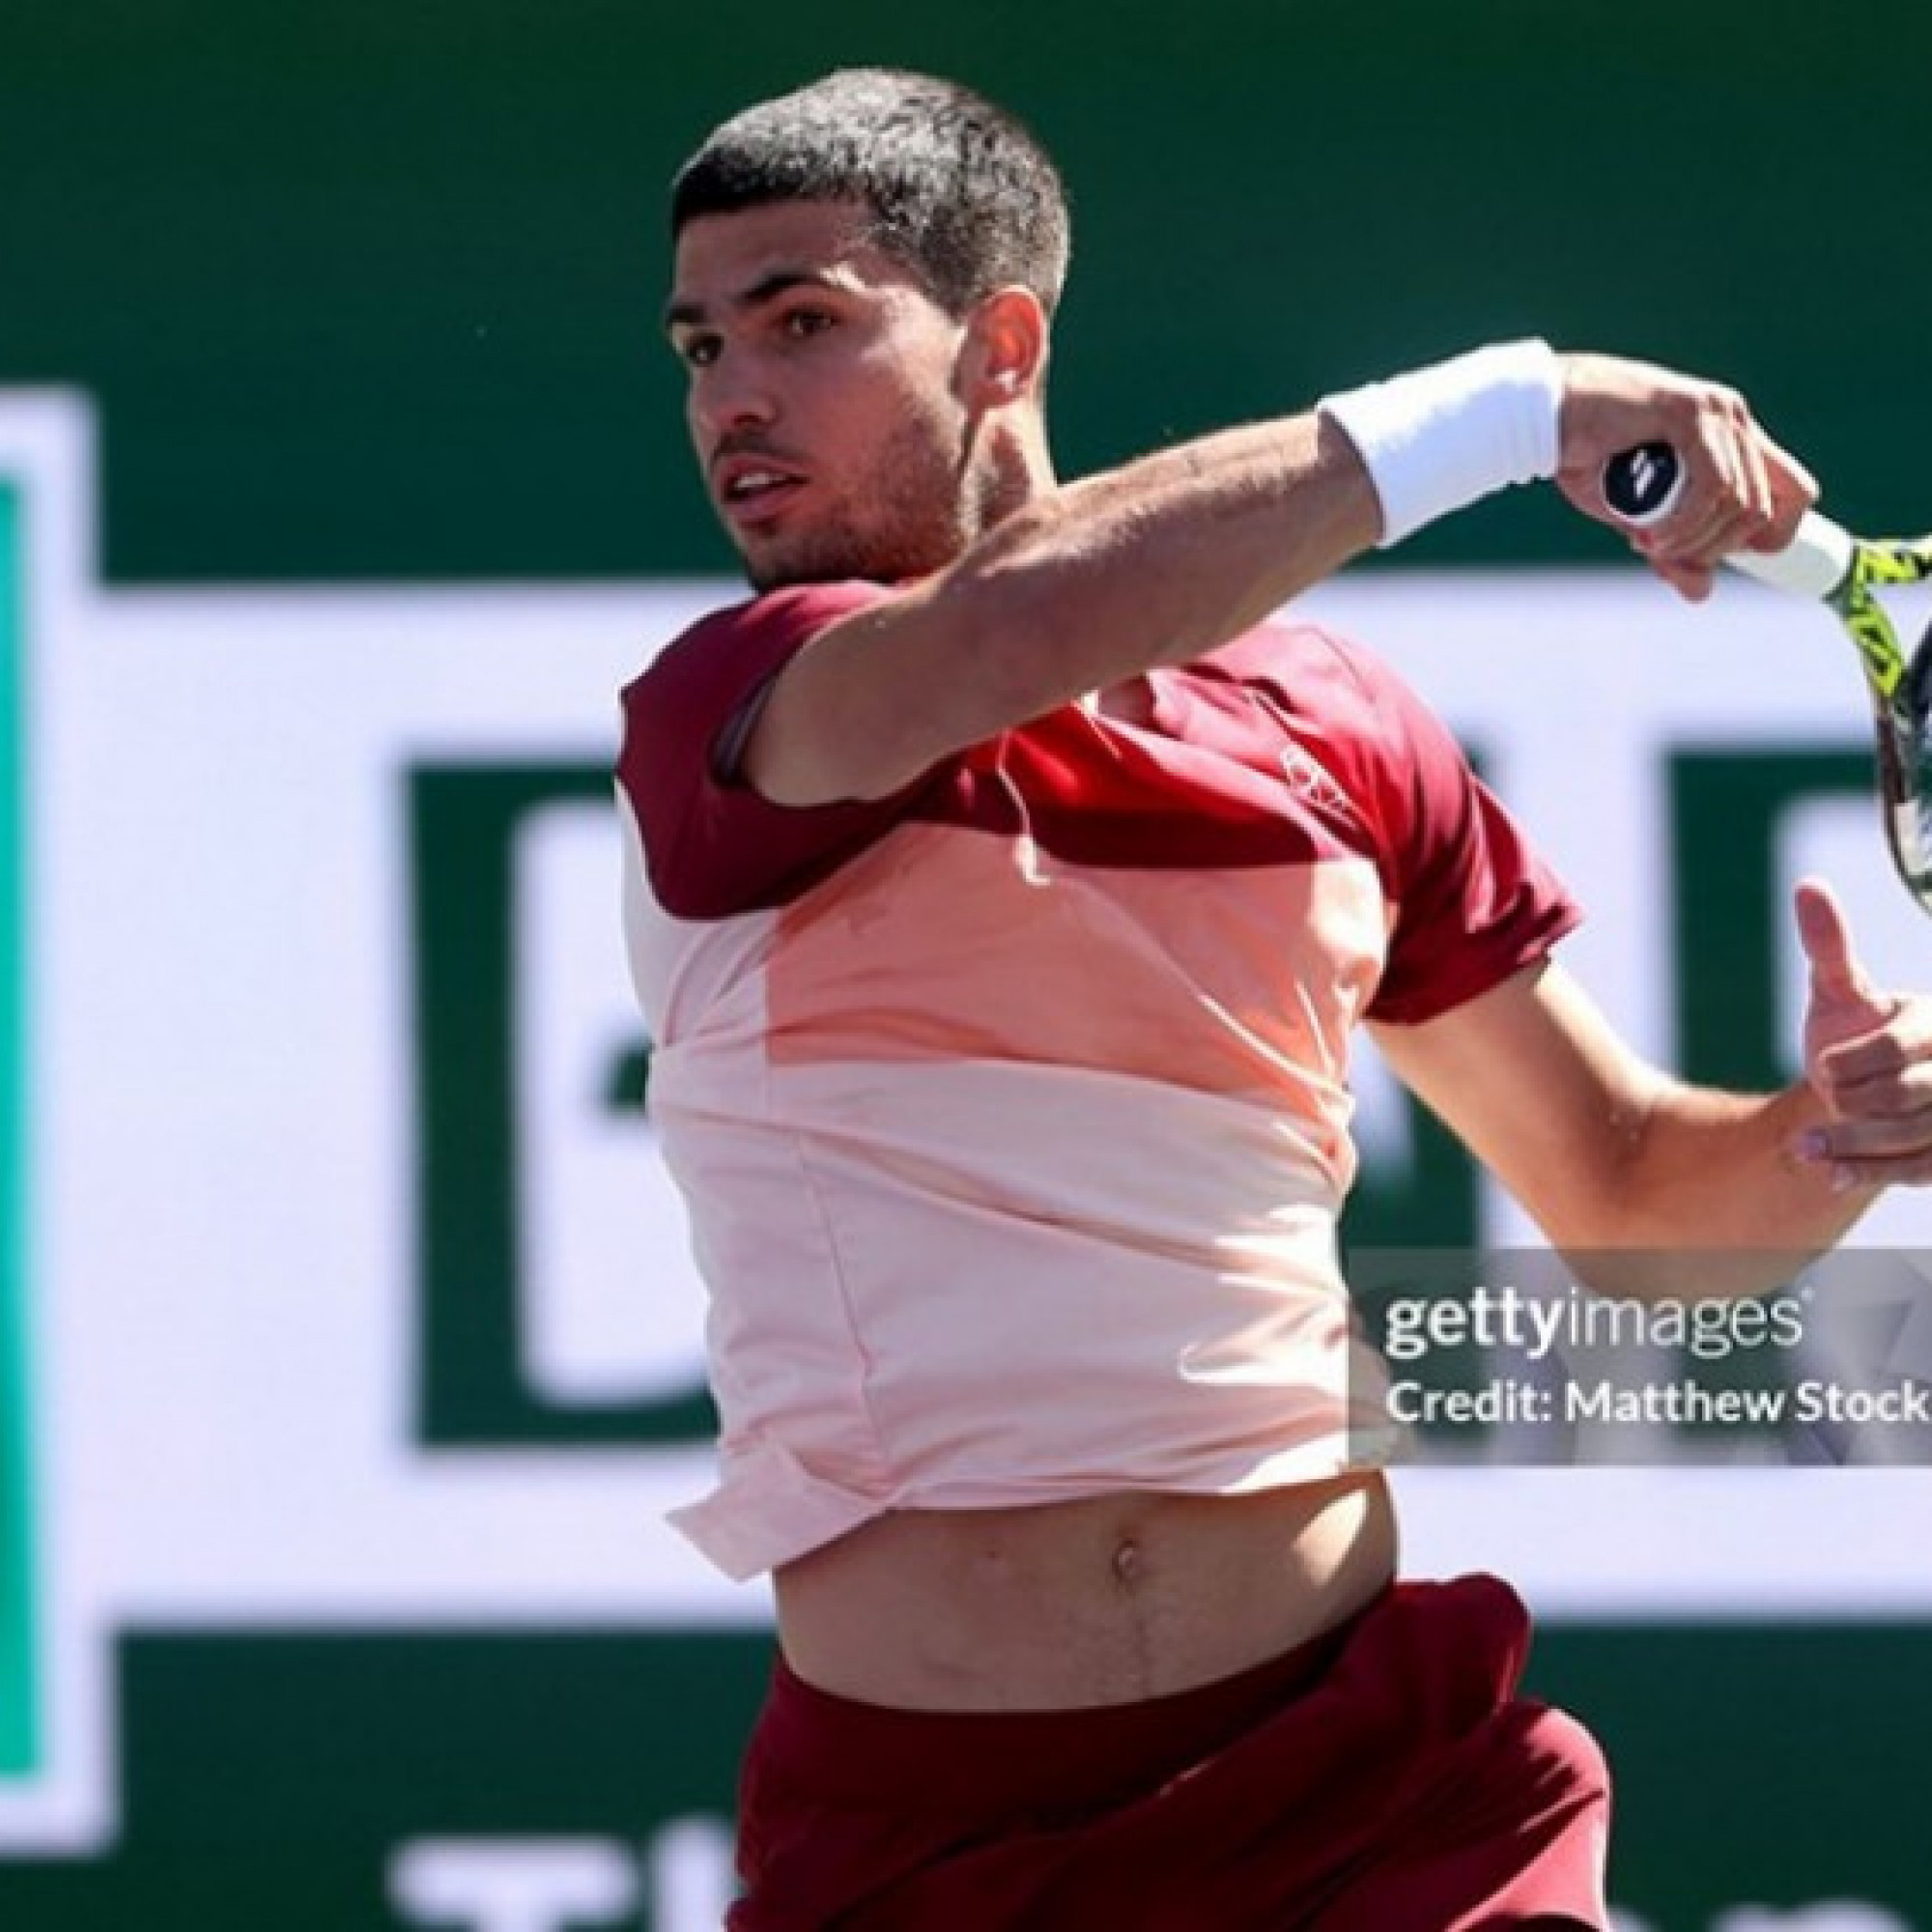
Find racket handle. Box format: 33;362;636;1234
1602;440;1856;602
1727;513;1856;601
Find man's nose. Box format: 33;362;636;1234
696;355;779;436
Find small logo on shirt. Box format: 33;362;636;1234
1279;742;1350;814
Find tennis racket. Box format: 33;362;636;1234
1605;440;1932;918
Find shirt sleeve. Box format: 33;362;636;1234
616;580;944;921
1352;646;1582;1026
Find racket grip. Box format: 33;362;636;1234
1601;440;1856;602
1727;513;1857;601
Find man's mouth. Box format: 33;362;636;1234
715;462;808;527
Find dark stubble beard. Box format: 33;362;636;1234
744;412;981;593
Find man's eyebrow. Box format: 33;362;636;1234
663;268;844;335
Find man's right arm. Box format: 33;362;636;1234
746;349;1812;807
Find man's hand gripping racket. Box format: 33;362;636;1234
1605;440;1932;919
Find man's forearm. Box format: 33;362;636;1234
752;343;1803;807
765;406;1387;805
1589;1077;1877;1299
950;338;1650;721
950;410;1381;703
864;345;1563;789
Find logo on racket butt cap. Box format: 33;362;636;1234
1603;441;1686;527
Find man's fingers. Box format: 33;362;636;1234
1554;353;1819;587
1813;1057;1932;1129
1792;1028;1932;1187
1648;407;1780;564
1823;1151;1932;1193
1801;1142;1932;1195
1744;429;1817;554
1800;1105;1932;1162
1814;1006;1932;1098
1730;395;1776;530
1639;550;1716;602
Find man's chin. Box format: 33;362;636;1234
747;557;873;592
743;542;897;593
732;519;961;593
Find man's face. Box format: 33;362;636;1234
667;200;980;590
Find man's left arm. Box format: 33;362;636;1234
1369;879;1932;1293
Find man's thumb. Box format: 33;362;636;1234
1794;876;1866;1002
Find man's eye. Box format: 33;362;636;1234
782;309;833;339
679;335;721;369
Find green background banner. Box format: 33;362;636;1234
0;1627;1926;1927
3;8;1929;1925
0;0;1924;582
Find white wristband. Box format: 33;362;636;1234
1319;340;1564;548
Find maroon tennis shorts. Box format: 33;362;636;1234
729;1571;1610;1929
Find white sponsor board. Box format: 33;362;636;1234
1;392;1927;1853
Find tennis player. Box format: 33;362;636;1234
616;69;1932;1929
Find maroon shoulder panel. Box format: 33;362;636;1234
616;580;946;920
618;598;1579;1006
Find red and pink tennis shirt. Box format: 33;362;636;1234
616;582;1578;1579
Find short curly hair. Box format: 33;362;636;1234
671;68;1071;319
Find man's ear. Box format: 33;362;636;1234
959;287;1048;409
